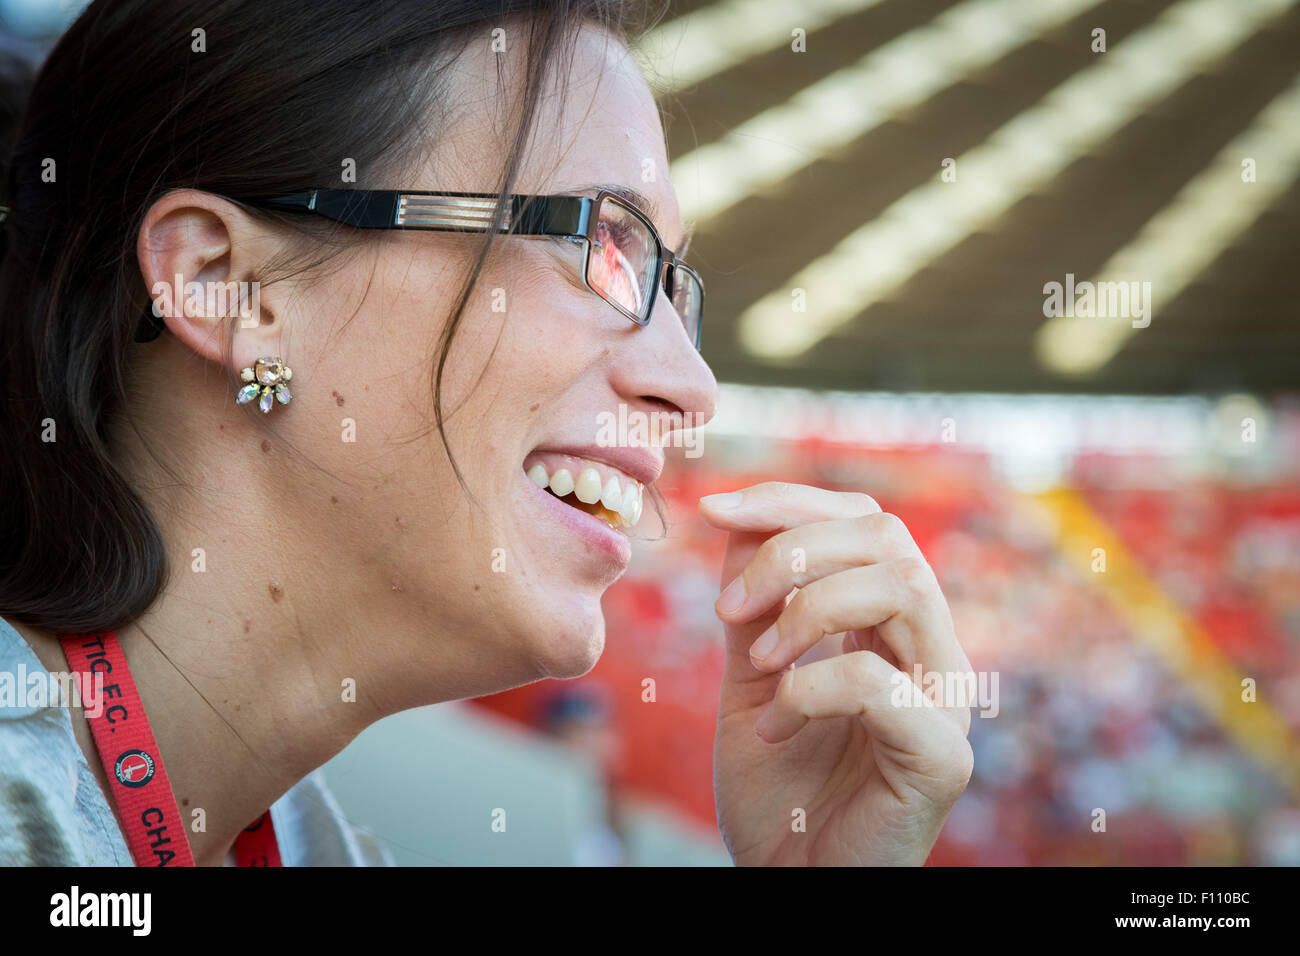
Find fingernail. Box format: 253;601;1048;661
749;625;779;665
700;492;741;511
716;576;746;615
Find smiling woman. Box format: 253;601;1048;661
0;0;972;869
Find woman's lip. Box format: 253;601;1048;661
528;445;663;488
519;470;632;569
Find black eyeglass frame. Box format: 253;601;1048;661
236;188;704;349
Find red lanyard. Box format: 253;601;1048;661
58;630;282;867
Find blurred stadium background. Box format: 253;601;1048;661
8;0;1297;864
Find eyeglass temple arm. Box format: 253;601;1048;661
249;190;591;236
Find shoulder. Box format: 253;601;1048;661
0;615;391;867
270;768;395;866
0;616;133;866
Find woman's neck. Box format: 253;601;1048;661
19;582;386;866
13;340;543;865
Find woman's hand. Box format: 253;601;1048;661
700;483;974;866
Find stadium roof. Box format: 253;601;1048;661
643;0;1300;395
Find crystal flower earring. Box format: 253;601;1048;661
236;356;293;414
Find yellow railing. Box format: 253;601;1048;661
1028;486;1300;799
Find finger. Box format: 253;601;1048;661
715;511;919;624
717;530;769;598
714;529;791;689
756;652;975;803
755;650;931;749
747;557;960;678
699;482;880;533
845;622;973;736
842;628;900;670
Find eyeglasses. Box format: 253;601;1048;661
238;188;704;350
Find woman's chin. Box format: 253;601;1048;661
526;593;607;680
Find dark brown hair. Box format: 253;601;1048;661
0;0;663;633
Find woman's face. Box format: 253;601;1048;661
263;23;717;694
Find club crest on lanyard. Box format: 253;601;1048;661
114;748;156;788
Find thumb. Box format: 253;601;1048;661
718;528;765;590
716;529;786;689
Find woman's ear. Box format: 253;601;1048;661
136;189;285;366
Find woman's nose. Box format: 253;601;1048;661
611;289;718;430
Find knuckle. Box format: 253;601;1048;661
869;511;913;549
893;555;935;599
853;511;879;538
848;491;881;514
847;650;888;687
949;736;975;789
921;724;975;796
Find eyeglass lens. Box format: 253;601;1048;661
668;265;702;347
587;198;702;346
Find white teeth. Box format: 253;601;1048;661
618;484;639;524
574;467;603;505
601;476;623;512
549;468;574;497
526;460;644;528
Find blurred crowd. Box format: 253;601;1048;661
478;437;1300;865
